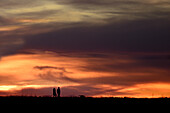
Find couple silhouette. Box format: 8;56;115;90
53;87;61;97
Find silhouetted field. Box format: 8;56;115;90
0;96;170;104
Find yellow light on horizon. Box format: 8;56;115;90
0;85;18;91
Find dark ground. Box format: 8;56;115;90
0;96;170;104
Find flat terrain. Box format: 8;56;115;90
0;96;170;104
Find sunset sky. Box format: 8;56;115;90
0;0;170;97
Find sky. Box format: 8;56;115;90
0;0;170;97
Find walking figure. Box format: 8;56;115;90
57;87;61;97
53;88;56;97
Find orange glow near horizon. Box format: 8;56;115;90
0;52;170;97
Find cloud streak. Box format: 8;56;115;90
34;66;67;72
1;0;169;36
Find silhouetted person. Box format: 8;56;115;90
53;88;56;97
57;87;61;97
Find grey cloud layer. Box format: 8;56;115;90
0;38;24;58
24;18;170;53
1;0;170;27
57;0;170;18
0;0;170;64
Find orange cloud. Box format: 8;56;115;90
0;26;21;31
0;51;170;97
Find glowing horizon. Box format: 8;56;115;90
0;51;169;97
